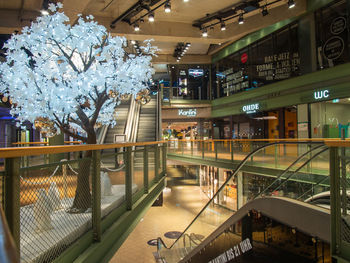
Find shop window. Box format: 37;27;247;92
315;0;349;70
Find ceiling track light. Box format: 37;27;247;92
262;6;268;16
134;23;140;31
148;12;154;22
238;13;244;25
183;0;189;2
202;28;208;37
220;21;226;31
288;0;295;9
164;1;171;13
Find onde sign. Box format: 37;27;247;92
242;103;260;114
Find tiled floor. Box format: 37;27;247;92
109;167;209;263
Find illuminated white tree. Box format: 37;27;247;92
0;3;156;212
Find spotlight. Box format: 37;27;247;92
164;1;171;13
202;28;208;37
131;40;136;45
184;0;189;2
288;0;295;9
134;23;140;31
148;13;155;22
186;43;191;47
262;6;268;16
238;14;244;25
176;59;179;62
40;10;49;16
220;21;226;31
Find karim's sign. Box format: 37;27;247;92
178;109;197;117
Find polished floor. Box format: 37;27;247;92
109;166;209;263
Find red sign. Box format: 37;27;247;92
241;53;248;64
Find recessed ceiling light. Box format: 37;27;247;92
220;21;226;31
40;10;49;16
238;14;244;25
134;23;140;31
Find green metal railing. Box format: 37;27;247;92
0;141;166;263
159;139;350;263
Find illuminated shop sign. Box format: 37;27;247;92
242;103;260;114
314;89;330;100
189;69;204;77
178;109;197;117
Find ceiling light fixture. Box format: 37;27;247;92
261;6;268;16
164;1;171;13
238;13;244;25
202;28;208;37
183;0;189;2
148;12;155;22
40;10;49;16
220;21;226;31
288;0;295;9
131;40;136;45
134;23;140;31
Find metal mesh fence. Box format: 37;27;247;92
19;155;92;263
100;151;126;219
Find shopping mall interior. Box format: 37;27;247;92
0;0;350;262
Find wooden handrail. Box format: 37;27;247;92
166;138;343;142
12;141;82;145
0;141;165;158
325;140;350;147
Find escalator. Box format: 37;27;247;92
156;142;338;263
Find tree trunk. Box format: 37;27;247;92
69;131;96;213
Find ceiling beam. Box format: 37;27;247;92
152;54;211;64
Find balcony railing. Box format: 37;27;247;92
0;141;166;263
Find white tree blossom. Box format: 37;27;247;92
0;3;156;143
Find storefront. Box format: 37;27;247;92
212;106;297;139
162;104;211;139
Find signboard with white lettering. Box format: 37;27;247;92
242;103;260;114
208;238;252;263
178;109;197;117
314;89;330;100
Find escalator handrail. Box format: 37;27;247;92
255;144;328;198
267;147;329;195
159;140;325;251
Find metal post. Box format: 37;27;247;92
341;128;347;216
155;144;160;182
143;146;149;194
61;160;68;199
162;144;167;177
4;157;20;256
274;144;278;168
92;150;101;242
191;141;193;156
181;141;184;155
125;146;133;210
231;140;234;162
330;147;341;256
215;141;218;160
202;141;205;159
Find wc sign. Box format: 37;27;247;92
314;89;330;100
